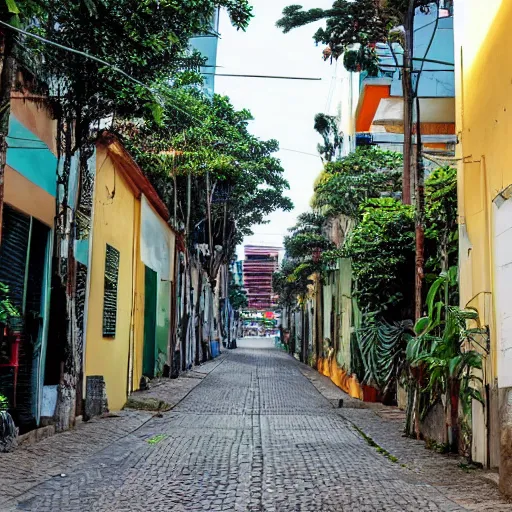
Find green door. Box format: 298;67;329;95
143;266;157;378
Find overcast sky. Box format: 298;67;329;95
215;0;335;260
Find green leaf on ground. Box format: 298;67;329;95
147;434;167;445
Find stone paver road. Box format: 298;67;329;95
2;338;510;511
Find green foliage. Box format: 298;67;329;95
343;198;415;317
0;394;8;411
273;259;307;308
229;281;248;310
275;212;330;306
343;46;379;76
406;273;485;419
313;113;342;162
424;166;458;280
121;88;292;277
4;0;19;14
0;282;19;326
19;0;253;144
312;147;402;218
146;434;167;445
283;211;332;261
284;233;333;260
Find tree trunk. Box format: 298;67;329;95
180;255;189;372
55;119;81;431
0;33;15;245
301;303;307;364
195;269;202;366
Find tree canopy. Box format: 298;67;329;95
277;0;433;60
119;83;293;280
312;147;402;218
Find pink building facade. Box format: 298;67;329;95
243;245;280;310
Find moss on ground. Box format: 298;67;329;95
353;425;399;464
124;397;172;412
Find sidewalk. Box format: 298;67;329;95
125;353;227;411
299;360;511;511
0;353;226;509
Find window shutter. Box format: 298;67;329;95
102;244;120;338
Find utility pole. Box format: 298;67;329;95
401;0;416;205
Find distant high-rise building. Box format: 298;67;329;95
243;245;281;310
189;8;220;97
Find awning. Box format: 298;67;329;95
373;97;455;127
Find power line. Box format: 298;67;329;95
207;73;321;81
251;233;287;236
0;21;322;163
280;148;321;158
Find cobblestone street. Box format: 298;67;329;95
1;338;510;511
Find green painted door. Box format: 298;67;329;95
143;266;157;378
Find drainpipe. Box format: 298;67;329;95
127;197;139;395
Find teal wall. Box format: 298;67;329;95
7;115;58;197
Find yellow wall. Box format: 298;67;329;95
84;147;136;410
454;0;512;466
317;357;365;400
455;0;512;373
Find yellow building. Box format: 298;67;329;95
454;0;512;493
84;133;172;411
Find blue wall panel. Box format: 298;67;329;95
7;115;58;197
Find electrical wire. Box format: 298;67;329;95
7;135;47;144
0;20;324;163
280;148;321;158
205;73;322;81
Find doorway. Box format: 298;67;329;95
143;266;157;378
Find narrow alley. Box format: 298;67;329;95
1;339;508;512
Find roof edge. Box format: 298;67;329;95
97;131;170;222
